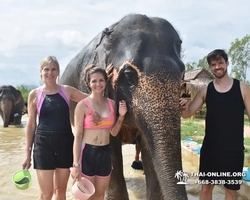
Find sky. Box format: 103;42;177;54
1;0;250;87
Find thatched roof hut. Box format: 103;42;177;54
182;68;214;94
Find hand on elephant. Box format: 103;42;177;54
179;98;188;110
70;167;82;185
119;100;127;118
22;157;31;170
106;63;114;81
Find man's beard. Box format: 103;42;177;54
213;68;227;79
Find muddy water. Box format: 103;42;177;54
0;115;245;200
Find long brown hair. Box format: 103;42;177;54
83;64;108;91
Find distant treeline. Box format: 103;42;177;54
17;85;35;102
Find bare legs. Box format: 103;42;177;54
54;168;70;200
135;142;141;162
85;176;111;200
36;168;70;200
225;188;237;200
36;170;54;200
199;185;237;200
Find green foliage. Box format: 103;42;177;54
244;145;250;167
181;119;205;140
228;35;250;82
197;56;213;76
16;85;33;102
185;56;213;77
245;114;250;126
246;80;250;86
245;138;250;146
185;62;197;72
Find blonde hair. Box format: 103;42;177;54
40;56;60;82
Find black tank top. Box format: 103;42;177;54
204;79;245;152
37;93;72;131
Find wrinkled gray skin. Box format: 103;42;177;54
0;85;24;127
60;14;187;200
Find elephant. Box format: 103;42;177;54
0;85;25;127
60;14;187;200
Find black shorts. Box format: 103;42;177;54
80;143;112;178
199;148;244;190
33;130;74;170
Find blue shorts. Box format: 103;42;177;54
80;143;112;178
33;130;74;170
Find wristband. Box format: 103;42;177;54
25;147;32;151
73;163;80;168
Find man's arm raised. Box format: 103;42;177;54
179;86;207;118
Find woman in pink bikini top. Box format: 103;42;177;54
82;97;115;129
71;64;127;200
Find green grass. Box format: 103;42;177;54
16;85;33;102
181;117;250;167
181;118;205;140
244;114;250;126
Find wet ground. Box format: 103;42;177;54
0;115;248;199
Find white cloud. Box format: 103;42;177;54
0;0;250;86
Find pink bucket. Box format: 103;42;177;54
72;177;95;200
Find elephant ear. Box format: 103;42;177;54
93;27;115;67
14;90;24;105
94;28;113;51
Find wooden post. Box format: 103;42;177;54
191;91;194;120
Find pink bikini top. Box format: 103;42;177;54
82;98;115;129
37;85;69;116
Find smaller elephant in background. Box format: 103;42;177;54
0;85;25;127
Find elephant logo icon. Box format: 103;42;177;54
175;170;189;184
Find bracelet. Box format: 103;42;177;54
73;163;80;168
25;147;32;151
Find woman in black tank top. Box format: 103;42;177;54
22;56;89;200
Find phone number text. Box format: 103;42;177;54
195;180;243;185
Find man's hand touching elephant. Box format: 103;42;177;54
179;98;188;111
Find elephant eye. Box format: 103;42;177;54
124;69;134;79
122;65;138;87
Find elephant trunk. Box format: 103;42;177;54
1;100;13;127
138;107;187;199
132;70;187;199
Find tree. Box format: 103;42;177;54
228;35;250;82
197;56;212;75
185;56;213;77
185;62;197;72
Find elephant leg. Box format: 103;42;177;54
141;141;163;200
106;132;129;200
13;115;21;125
